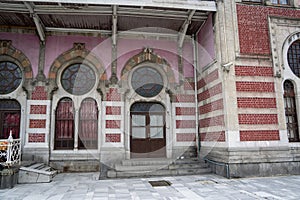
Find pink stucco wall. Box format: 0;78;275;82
44;35;110;77
117;38;194;80
197;13;215;69
1;32;195;81
182;42;194;77
0;32;39;77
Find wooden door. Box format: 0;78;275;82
130;102;166;158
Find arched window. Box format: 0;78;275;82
284;80;299;142
0;100;21;139
61;63;96;95
131;66;163;98
287;40;300;78
55;98;74;149
0;61;22;95
78;98;98;149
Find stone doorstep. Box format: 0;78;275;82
121;158;174;166
107;158;212;178
107;167;212;178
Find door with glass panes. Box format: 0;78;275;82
130;102;166;158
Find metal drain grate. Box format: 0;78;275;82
149;180;172;187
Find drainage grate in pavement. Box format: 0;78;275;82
149;180;172;187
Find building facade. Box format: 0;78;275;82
1;0;300;178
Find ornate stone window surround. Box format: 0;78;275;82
127;63;169;102
51;60;102;154
50;43;105;158
281;27;300;145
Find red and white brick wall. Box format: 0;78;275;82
102;88;123;147
235;3;300;144
235;65;280;142
26;98;50;147
236;4;300;55
197;67;225;144
173;80;197;146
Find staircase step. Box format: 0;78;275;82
121;158;173;166
19;163;57;183
115;164;167;172
168;163;209;170
107;157;211;178
28;163;44;169
107;167;211;178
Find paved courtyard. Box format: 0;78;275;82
1;173;300;200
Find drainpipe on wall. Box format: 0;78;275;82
192;35;200;157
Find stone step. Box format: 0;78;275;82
168;163;209;170
28;163;44;169
121;158;173;166
107;157;211;178
107;167;211;178
19;163;57;183
115;164;168;172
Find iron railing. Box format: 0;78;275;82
0;131;21;166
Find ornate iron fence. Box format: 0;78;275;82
0;131;21;166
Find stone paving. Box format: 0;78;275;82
1;173;300;199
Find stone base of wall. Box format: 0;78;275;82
100;147;126;168
201;146;300;178
50;160;100;172
0;167;19;189
208;161;300;178
172;146;198;159
22;147;49;164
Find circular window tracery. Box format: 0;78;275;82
131;66;163;98
288;40;300;78
61;63;96;95
0;62;22;95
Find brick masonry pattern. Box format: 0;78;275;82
240;130;280;141
237;97;277;108
200;131;225;142
28;133;45;143
176;133;196;142
199;99;223;114
105;133;121;142
176;107;196;115
30;105;47;114
183;81;195;90
237;4;300;55
238;114;278;124
31;86;47;100
106;88;121;101
106;106;121;115
236;82;275;92
197;69;219;89
199;115;224;128
106;120;121;129
175;94;195;103
198;83;222;101
235;66;273;77
29;119;46;128
176;120;196;129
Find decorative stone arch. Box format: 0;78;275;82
0;40;33;80
121;48;175;84
48;43;107;84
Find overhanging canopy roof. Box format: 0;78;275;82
0;0;216;42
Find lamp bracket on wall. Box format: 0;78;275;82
222;62;233;72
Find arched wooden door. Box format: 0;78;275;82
130;102;166;158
